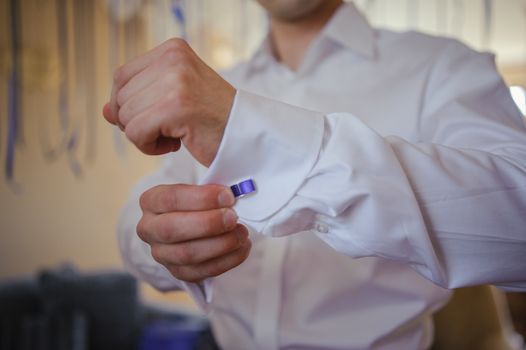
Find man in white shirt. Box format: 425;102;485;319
103;1;526;349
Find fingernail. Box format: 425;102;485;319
223;209;238;229
218;188;235;207
237;229;248;244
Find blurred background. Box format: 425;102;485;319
0;0;525;348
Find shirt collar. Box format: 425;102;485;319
248;1;376;72
322;1;376;59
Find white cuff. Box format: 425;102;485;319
201;89;325;222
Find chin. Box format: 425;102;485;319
256;0;329;21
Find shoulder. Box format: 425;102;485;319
375;28;491;68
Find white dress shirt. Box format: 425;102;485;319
118;3;526;349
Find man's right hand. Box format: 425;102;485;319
137;184;251;283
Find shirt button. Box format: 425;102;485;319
315;222;329;234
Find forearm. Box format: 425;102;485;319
202;89;526;290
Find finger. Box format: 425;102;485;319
143;207;238;244
123;103;180;155
153;136;181;155
116;59;169;108
102;103;114;124
123;100;182;155
151;224;249;266
140;183;235;214
118;79;166;126
167;238;252;283
110;38;189;117
103;103;126;131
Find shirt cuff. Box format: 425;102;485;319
179;278;214;312
200;89;325;222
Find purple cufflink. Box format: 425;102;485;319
230;179;256;198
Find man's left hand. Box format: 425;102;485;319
103;38;236;167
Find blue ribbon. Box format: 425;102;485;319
6;69;19;183
77;0;97;163
38;0;70;162
5;0;21;185
171;0;187;40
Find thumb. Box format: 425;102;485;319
102;102;115;124
102;102;125;131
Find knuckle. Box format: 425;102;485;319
228;230;243;249
203;185;224;204
161;189;179;212
124;122;136;140
162;42;193;68
150;245;163;264
167;265;182;279
173;244;195;265
202;264;222;279
162;49;179;65
116;89;128;108
164;89;183;109
175;52;193;68
166;37;186;51
169;183;185;204
205;212;227;236
164;71;181;86
217;233;240;255
113;66;125;86
139;190;152;212
136;218;150;243
232;240;251;264
242;240;252;259
157;217;175;242
117;105;129;125
124;122;143;147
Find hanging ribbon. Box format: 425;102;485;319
124;2;137;61
5;0;22;186
56;0;70;158
39;0;70;162
171;0;187;40
81;0;97;163
64;0;90;178
109;0;128;161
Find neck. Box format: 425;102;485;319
269;1;343;71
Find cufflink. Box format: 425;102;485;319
230;179;256;198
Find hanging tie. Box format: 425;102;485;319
5;0;22;188
171;0;188;41
109;0;128;161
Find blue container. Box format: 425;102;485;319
139;319;207;350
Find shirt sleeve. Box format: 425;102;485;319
117;148;214;310
201;42;526;290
